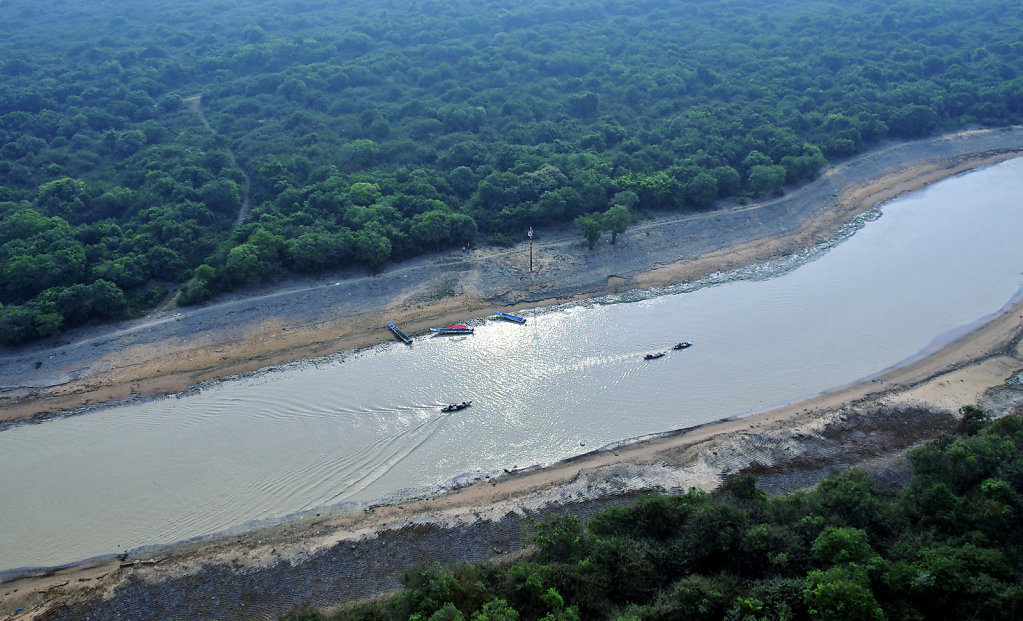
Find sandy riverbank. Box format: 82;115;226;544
3;128;1023;425
4;293;1021;620
3;129;1023;619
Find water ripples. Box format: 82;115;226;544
3;159;1023;571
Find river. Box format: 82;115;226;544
2;158;1022;572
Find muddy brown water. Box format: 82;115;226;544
1;158;1023;572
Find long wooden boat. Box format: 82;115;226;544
493;310;526;324
387;321;413;344
430;323;474;335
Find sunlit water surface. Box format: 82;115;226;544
2;158;1022;571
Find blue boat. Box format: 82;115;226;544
493;310;526;324
388;321;413;344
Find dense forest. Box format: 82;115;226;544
2;0;1023;345
283;407;1023;620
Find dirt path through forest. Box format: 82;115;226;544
182;94;252;226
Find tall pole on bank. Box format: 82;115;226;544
528;226;533;272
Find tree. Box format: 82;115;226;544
615;172;680;210
610;191;639;209
113;129;146;156
811;527;875;565
88;279;126;318
957;405;991;437
747;165;787;197
803;565;883;621
342;139;380;171
349;182;382;207
395;562;485;620
683;172;718;209
35;177;87;220
741;150;774;174
93;186;134;220
471;599;519;621
812;470;886;533
532;191;568;221
523;165;569;199
223;243;263;285
0;208;50;244
575;214;602;249
531;515;585;563
888;104;939;137
55;283;94;325
200;179;242;217
711;166;742;198
449;166;476;197
247;228;284;267
410;209;477;249
33;308;64;339
91;255;148;289
601;204;630;244
567;92;599;118
178;264;217;305
780;145;827;184
284;231;350;273
0;304;37;346
353;228;392;270
194;264;216;283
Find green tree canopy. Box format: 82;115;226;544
5;0;1023;342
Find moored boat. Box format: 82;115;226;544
493;310;527;324
431;323;474;334
388;321;413;344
